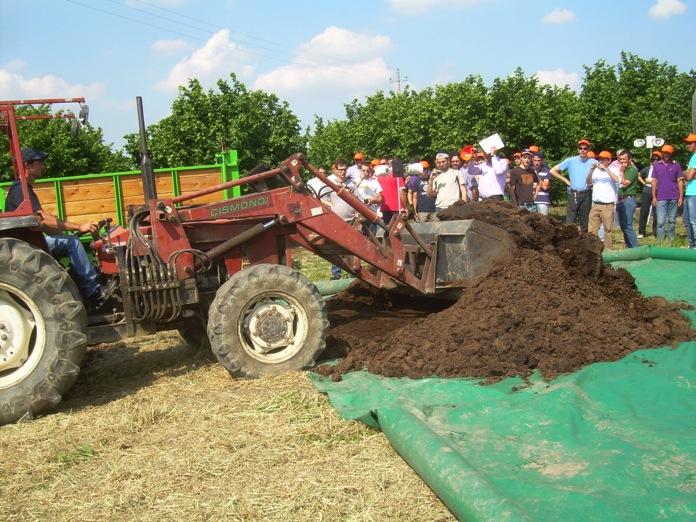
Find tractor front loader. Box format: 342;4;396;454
0;96;515;424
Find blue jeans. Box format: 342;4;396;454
616;196;639;248
45;235;100;298
655;199;678;242
330;264;342;279
684;196;696;248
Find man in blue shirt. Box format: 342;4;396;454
550;139;598;232
4;147;104;310
682;133;696;249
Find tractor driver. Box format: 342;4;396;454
4;147;105;310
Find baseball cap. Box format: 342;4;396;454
683;133;696;143
598;150;612;160
532;152;544;159
577;139;591;146
587;151;596;158
21;147;48;162
529;145;540;153
651;151;662;158
354;152;364;160
420;160;430;169
660;144;675;154
370;158;380;167
521;149;533;157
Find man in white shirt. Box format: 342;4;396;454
427;152;465;212
346;152;364;184
355;163;384;234
586;150;623;250
467;150;509;200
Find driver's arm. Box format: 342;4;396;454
36;210;97;235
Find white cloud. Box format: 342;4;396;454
388;0;485;16
255;58;392;94
0;69;105;99
296;26;391;65
253;27;392;95
542;8;576;24
155;29;254;92
152;39;188;54
649;0;687;19
535;68;580;90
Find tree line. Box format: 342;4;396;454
2;52;694;185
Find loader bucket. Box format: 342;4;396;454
401;220;516;292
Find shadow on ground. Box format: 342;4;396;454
58;333;216;412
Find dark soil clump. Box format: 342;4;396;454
317;200;694;382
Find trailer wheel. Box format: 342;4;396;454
208;264;329;378
0;238;87;425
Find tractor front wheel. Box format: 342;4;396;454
207;264;328;378
0;238;87;425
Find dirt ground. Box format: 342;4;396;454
318;200;695;382
0;333;453;521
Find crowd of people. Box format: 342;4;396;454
309;134;696;270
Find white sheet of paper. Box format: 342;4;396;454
479;133;505;154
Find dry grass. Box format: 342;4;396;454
0;332;452;521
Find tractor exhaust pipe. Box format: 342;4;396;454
136;96;157;203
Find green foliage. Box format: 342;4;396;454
0;105;133;182
123;74;306;174
308;52;695;175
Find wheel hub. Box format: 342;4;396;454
0;290;35;372
246;304;295;353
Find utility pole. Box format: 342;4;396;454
390;68;408;94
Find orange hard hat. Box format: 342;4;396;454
598;150;612;160
354;152;364;160
685;133;696;143
661;144;675;154
420;160;430;169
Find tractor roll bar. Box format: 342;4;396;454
1;97;85;105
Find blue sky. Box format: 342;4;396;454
1;0;693;151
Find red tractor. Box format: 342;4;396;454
0;97;514;424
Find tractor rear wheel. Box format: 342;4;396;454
207;264;328;378
0;238;87;425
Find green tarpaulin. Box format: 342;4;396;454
311;248;696;521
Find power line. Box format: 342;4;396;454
126;0;292;52
63;0;293;65
102;0;298;62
